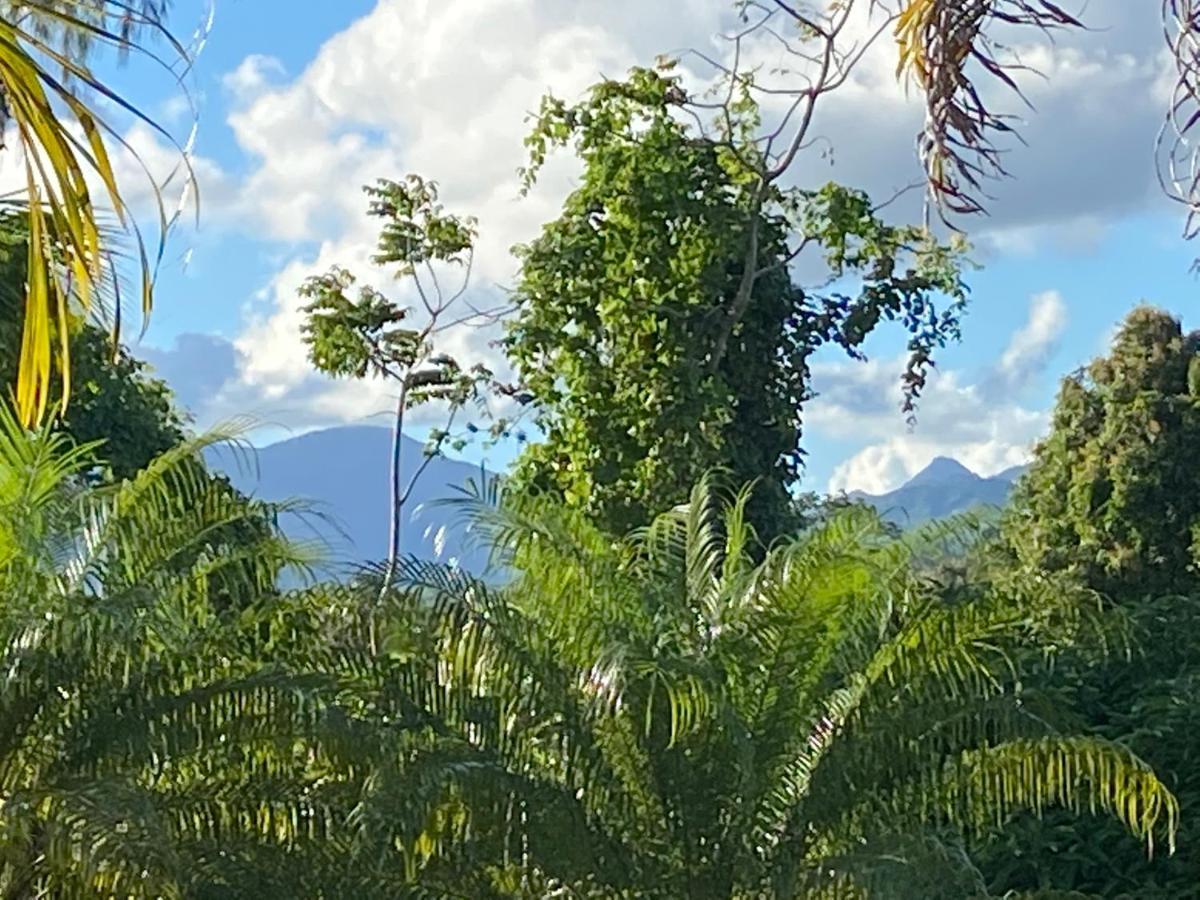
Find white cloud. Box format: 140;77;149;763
828;437;1037;497
129;0;1181;444
222;54;286;100
816;291;1067;495
190;0;724;423
991;289;1068;394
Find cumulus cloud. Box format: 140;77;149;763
222;54;286;100
129;0;1179;442
815;291;1067;495
172;0;726;424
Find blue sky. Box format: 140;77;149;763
86;0;1200;495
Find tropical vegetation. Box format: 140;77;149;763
1;0;1200;896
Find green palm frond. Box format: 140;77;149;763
936;738;1177;857
0;407;350;894
364;476;1178;897
1;447;1173;895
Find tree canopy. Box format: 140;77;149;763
3;3;1199;895
1007;306;1200;598
987;306;1200;896
0;213;185;480
343;479;1177;897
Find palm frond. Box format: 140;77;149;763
0;1;196;425
927;738;1177;857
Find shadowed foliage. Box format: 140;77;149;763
0;407;355;897
323;476;1178;897
0;211;186;480
985;306;1200;897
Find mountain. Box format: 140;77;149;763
851;457;1029;526
210;426;1027;569
209;425;493;575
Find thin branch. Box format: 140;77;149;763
770;0;831;38
871;180;926;216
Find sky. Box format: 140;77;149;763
61;0;1200;496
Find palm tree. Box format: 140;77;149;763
0;405;360;897
0;0;189;426
351;477;1178;898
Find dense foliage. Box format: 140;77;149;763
0;413;1179;895
4;3;1200;894
0;411;329;896
351;480;1176;898
984;307;1200;896
1007;306;1200;596
506;66;968;540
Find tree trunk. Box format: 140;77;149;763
381;380;409;599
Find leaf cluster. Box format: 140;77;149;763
983;305;1200;896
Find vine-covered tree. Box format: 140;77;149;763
505;66;968;539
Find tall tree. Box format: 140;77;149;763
506;66;967;539
1007;306;1200;597
987;306;1200;896
300;175;496;589
343;479;1177;897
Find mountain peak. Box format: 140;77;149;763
906;456;979;488
852;456;1020;528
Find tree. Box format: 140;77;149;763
346;478;1177;897
985;306;1200;896
1;217;299;614
300;175;496;589
0;0;193;426
506;66;968;539
1007;306;1200;596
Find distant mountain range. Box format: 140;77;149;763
210;428;1030;575
849;457;1028;527
209;426;494;576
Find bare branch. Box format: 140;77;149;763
1158;0;1200;240
770;0;832;38
871;179;926;215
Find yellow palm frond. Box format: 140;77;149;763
0;2;192;426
